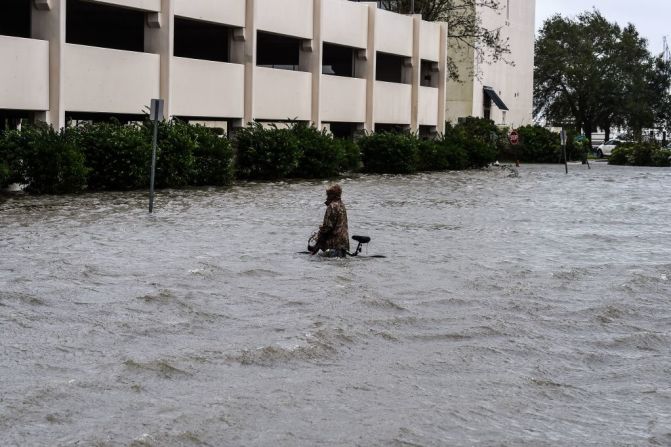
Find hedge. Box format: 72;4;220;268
609;143;671;167
2;117;518;194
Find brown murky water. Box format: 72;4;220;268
1;163;670;446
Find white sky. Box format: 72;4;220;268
535;0;671;55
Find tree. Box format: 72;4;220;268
377;0;509;80
534;10;671;143
534;11;621;144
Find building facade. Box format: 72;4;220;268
0;0;447;136
446;0;535;129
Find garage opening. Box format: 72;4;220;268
376;52;409;84
420;60;439;87
174;17;231;63
66;0;145;52
65;111;145;125
0;0;31;38
0;109;32;131
257;31;301;71
322;43;355;77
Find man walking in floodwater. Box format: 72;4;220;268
310;184;350;257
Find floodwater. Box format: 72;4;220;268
1;163;670;446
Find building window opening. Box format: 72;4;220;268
375;123;408;133
66;0;145;52
483;93;492;121
257;31;301;71
420;60;438;87
328;122;359;139
322;43;355;77
174;18;231;63
0;109;32;132
65;111;145;126
0;0;31;38
419;125;436;139
376;52;408;83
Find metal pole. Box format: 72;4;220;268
560;129;568;174
149;119;158;213
411;0;415;14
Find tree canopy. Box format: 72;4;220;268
378;0;509;80
534;10;671;142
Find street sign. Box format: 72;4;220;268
150;99;164;122
560;129;567;146
509;130;520;145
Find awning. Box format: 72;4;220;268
483;86;509;111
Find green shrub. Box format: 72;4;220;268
0;128;30;186
651;149;671;167
149;120;197;188
515;125;561;163
0;160;9;189
337;138;362;173
453;117;499;168
234;123;301;180
608;146;628;165
608;143;671;167
289;123;344;178
72;121;150;191
13;124;88;194
189;124;234;186
440;125;470;170
359;131;419;174
417;138;448;171
628;143;655;166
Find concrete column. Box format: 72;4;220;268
32;0;66;129
309;0;323;128
363;2;377;132
242;0;256;125
145;0;174;119
437;22;448;134
410;14;421;133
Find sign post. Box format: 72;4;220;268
149;99;164;213
560;129;568;174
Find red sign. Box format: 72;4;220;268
509;130;520;145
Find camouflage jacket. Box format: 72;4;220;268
316;200;350;251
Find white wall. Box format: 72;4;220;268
174;0;245;27
86;0;161;12
256;0;313;39
419;21;441;62
375;8;413;57
0;36;50;111
63;44;160;114
321;75;366;123
374;81;412;124
322;0;368;49
254;67;312;121
418;86;438;126
446;0;535;127
171;57;244;118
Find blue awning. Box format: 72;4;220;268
483;87;509;111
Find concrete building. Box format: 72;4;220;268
0;0;447;136
446;0;535;129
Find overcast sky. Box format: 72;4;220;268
535;0;670;55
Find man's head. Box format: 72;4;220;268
325;184;342;204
